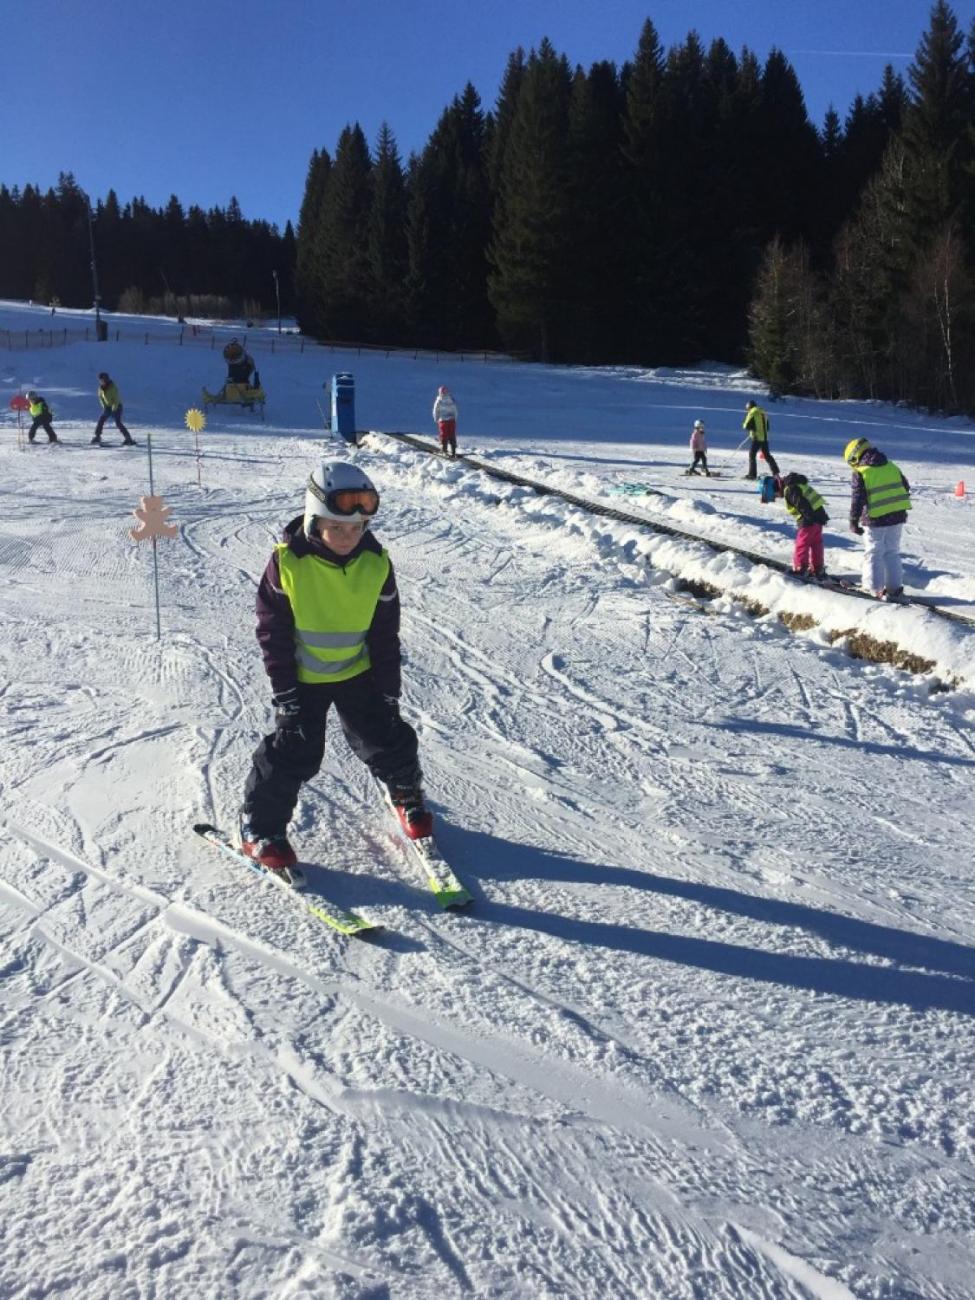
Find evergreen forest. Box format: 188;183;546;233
0;176;294;322
4;3;975;415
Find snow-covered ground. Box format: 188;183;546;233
2;299;974;1299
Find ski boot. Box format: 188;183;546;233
388;786;433;840
238;816;305;888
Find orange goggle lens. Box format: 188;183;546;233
327;487;380;517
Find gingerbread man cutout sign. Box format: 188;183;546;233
130;495;178;541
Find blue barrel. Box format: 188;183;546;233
331;372;356;444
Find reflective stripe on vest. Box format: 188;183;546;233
785;482;825;522
857;461;911;519
276;543;390;684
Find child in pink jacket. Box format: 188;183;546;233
687;419;710;476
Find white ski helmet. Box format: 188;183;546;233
304;461;380;536
693;419;704;430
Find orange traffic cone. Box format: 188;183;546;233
955;480;966;497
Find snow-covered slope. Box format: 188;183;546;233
1;302;973;1299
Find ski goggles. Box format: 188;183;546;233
318;486;380;517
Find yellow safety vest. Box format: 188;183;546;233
276;544;390;684
743;407;768;442
858;462;911;520
784;482;826;522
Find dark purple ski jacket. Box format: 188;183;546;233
254;515;402;699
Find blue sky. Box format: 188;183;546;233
8;0;973;231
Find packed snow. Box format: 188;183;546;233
1;299;974;1299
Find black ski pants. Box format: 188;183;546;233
94;405;132;441
748;438;779;477
242;675;421;836
28;415;57;442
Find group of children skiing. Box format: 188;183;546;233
24;373;137;447
14;365;914;885
685;404;912;601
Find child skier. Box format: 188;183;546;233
770;472;829;579
92;372;137;446
844;437;912;599
686;419;710;475
25;391;59;444
239;460;432;884
432;386;458;457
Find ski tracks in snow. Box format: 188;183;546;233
1;816;872;1299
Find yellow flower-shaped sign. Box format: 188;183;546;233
185;408;206;432
130;495;178;541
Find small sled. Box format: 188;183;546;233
202;381;266;420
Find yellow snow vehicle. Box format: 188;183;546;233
202;379;266;418
202;338;266;418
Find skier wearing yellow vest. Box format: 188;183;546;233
93;372;137;446
239;461;431;882
25;391;59;444
844;437;912;599
742;400;779;479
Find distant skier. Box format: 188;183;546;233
433;385;458;457
769;472;829;579
844;437;912;599
742;400;779;479
686;419;710;476
238;460;433;883
25;391;59;444
92;372;137;446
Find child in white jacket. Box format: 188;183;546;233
432;386;458;458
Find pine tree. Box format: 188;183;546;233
901;0;975;241
488;39;573;358
619;19;668;360
562;60;626;360
748;237;829;396
367;123;408;341
311;125;373;339
294;148;332;333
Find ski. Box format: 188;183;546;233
192;823;379;937
377;788;472;909
401;833;473;909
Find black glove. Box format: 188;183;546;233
272;687;304;735
850;523;864;536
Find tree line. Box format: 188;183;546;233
749;1;975;413
3;5;974;415
296;2;975;413
0;173;295;319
